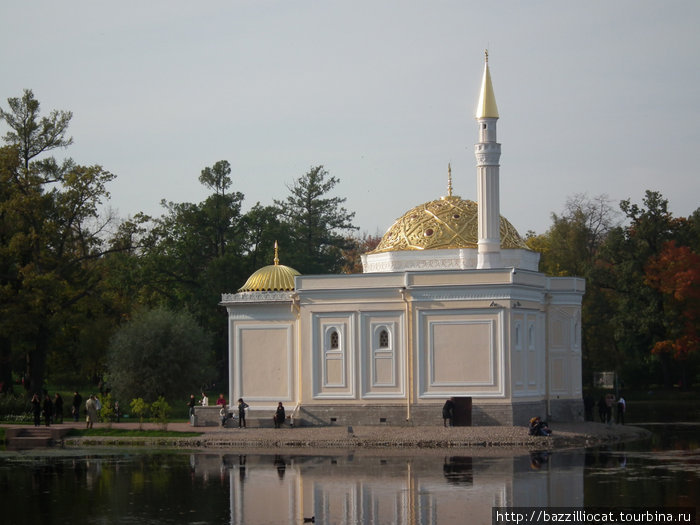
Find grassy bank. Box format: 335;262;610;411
66;428;201;438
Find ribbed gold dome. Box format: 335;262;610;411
370;195;528;253
238;243;301;292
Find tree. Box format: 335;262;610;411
340;232;382;274
531;193;617;277
596;191;688;387
0;89;73;171
645;241;700;362
198;160;244;257
106;307;213;404
0;91;126;393
0;151;117;392
240;203;291;275
526;194;619;385
274;165;357;274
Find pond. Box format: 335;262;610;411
0;424;698;525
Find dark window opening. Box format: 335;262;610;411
379;329;389;348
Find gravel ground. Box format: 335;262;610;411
24;420;651;452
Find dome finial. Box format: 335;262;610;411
274;240;279;266
485;49;488;63
447;163;453;197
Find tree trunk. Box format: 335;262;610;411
26;324;49;394
0;336;13;393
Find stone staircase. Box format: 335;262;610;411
5;426;71;450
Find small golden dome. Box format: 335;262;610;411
238;242;301;292
370;195;528;253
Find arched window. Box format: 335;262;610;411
330;330;339;349
379;329;389;348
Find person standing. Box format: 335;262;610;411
54;393;64;424
237;398;249;428
42;393;53;427
442;398;455;427
616;395;626;425
597;395;607;423
72;391;82;422
200;392;209;406
85;395;98;429
605;393;615;424
31;393;41;427
273;402;286;428
187;394;196;424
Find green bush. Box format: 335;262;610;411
150;396;170;430
98;393;116;427
107;307;213;405
0;393;31;422
130;398;149;430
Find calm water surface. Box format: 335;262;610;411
0;424;698;525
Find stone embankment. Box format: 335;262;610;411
51;421;650;452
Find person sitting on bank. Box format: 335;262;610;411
442;398;455;427
273;402;286;428
528;416;552;436
220;405;230;427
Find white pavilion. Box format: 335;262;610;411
219;55;585;426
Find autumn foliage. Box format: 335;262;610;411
645;241;700;359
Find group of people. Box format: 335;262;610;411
30;392;61;427
584;392;627;424
528;416;552;436
190;393;288;429
217;395;251;428
29;390;102;428
596;393;626;425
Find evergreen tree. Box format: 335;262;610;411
274;165;357;274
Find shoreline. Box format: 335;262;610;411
1;421;650;452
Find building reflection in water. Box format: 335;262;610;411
191;450;584;525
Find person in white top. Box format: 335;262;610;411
616;396;626;425
200;392;209;406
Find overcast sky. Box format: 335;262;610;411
2;1;698;238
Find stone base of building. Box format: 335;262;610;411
194;400;584;428
548;397;584;423
292;400;583;428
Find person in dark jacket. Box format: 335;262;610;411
72;391;82;422
442;398;455;427
273;402;286;428
42;393;53;427
31;393;41;426
237;398;249;428
54;393;64;424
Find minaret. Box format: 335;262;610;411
474;50;502;269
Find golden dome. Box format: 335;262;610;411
370;195;528;253
238;243;301;292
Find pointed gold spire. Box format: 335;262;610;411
273;240;279;265
476;50;499;119
447;163;453;197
